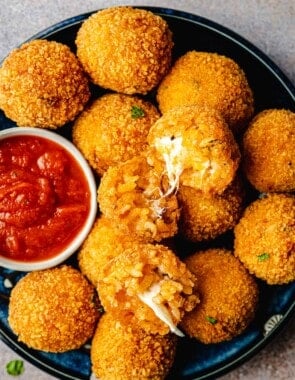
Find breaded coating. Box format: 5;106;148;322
0;39;90;128
147;105;241;195
78;216;137;286
157;51;254;134
97;154;180;242
181;249;259;344
76;6;173;94
91;313;177;380
72;93;160;176
178;175;245;242
8;266;101;352
242;109;295;192
98;243;199;336
234;193;295;284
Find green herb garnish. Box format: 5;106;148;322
6;360;24;376
131;105;145;119
257;253;270;262
206;316;217;325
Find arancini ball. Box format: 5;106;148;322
178;175;245;242
76;6;173;94
147;105;241;195
0;39;90;128
8;266;101;352
98;243;199;336
157;51;254;134
97;154;180;243
72;93;160;176
91;313;177;380
234;193;295;284
180;249;259;344
242;108;295;192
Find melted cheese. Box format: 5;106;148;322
138;282;185;337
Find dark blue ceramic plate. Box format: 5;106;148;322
0;7;294;380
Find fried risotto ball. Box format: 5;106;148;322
78;216;137;287
178;175;245;242
91;313;177;380
98;243;199;336
234;193;295;284
76;6;173;94
8;266;101;352
72;93;160;176
97;154;180;242
0;39;90;128
157;51;254;134
180;249;259;344
147;105;241;195
242;109;295;192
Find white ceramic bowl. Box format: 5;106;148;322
0;127;97;271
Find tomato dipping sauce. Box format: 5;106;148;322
0;134;92;262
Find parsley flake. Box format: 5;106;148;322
257;253;270;262
6;360;24;376
206;316;217;325
131;105;145;119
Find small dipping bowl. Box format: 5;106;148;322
0;127;97;271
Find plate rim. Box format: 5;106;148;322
0;6;294;380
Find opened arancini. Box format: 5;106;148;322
156;51;254;134
8;266;101;352
180;249;259;344
97;154;180;243
178;175;245;242
147;105;241;195
234;193;295;284
72;93;160;176
91;313;177;380
242;109;295;192
0;39;90;128
98;243;198;336
76;6;173;94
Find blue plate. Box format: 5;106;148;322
0;7;294;380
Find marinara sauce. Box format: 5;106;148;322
0;135;91;262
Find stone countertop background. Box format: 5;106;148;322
0;0;294;379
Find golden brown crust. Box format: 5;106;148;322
91;313;177;380
0;39;90;128
78;216;138;286
180;249;259;344
242;109;295;192
8;266;100;352
178;175;245;242
72;93;160;176
76;6;173;94
234;193;295;284
98;243;199;335
157;51;254;134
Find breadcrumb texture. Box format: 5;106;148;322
157;51;254;134
181;249;259;344
234;193;295;284
147;105;241;194
8;266;100;352
91;313;177;380
178;175;245;242
0;39;90;128
243;109;295;192
97;155;180;242
72;93;160;176
78;216;137;286
98;244;199;335
76;6;173;94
